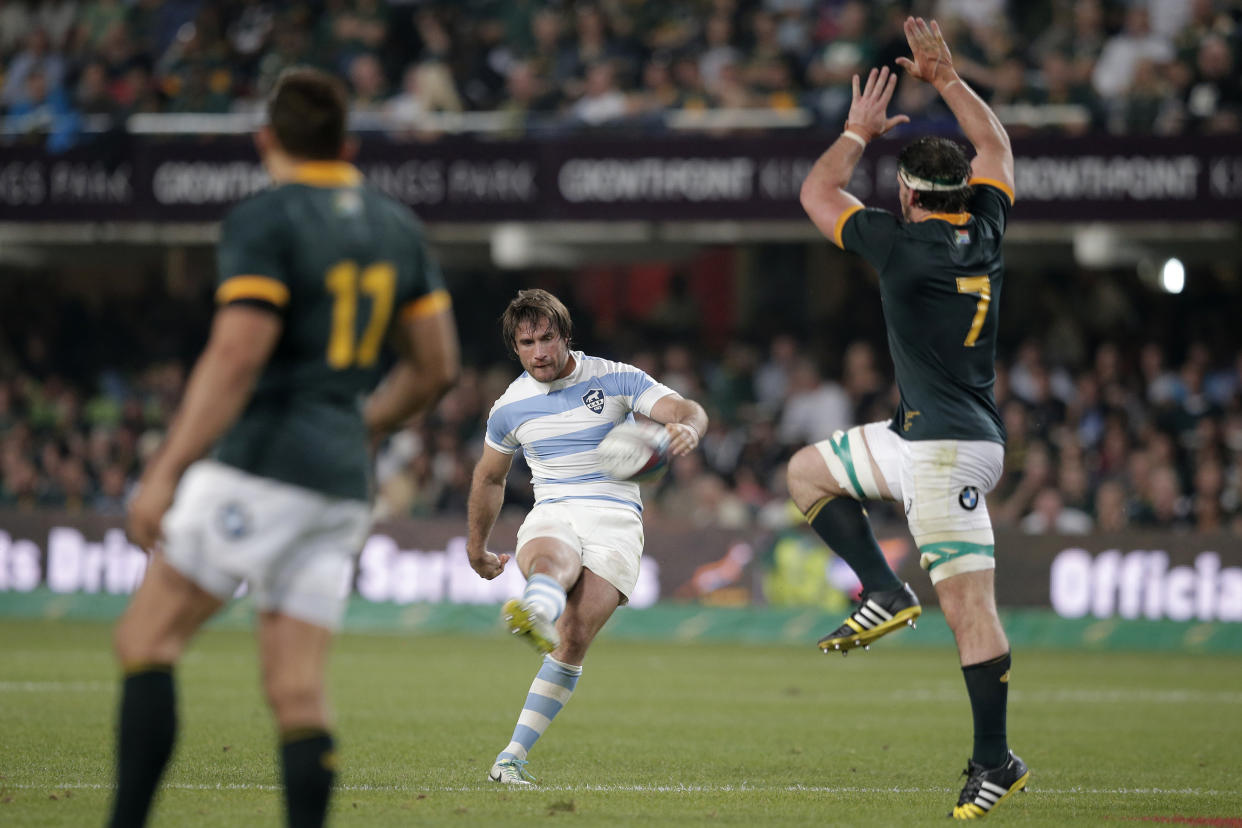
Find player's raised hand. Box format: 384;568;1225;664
845;66;909;141
896;16;956;87
468;547;511;580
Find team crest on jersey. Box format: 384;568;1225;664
582;387;606;414
334;190;362;216
958;486;980;510
955;228;971;245
216;501;252;539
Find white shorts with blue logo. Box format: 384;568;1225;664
161;460;371;630
515;500;645;602
813;422;1003;584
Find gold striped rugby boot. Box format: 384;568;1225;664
816;582;922;655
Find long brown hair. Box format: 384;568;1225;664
500;289;573;355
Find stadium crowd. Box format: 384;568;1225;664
2;0;1241;149
2;264;1240;539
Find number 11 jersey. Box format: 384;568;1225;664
213;162;448;500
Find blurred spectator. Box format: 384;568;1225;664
755;334;799;415
75;60;120;118
1029;50;1102;133
3;69;81;152
804;0;872;123
0;1;35;58
1092;6;1173;100
698;13;740;97
77;0;127;52
347;52;388;110
386;60;463;126
1093;479;1130;532
570;60;626;126
1020;486;1093;535
1179;34;1242;134
0;0;1230;136
777;357;850;446
1132;464;1192;530
3;29;67;108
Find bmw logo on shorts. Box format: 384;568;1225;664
958;486;980;511
217;501;252;539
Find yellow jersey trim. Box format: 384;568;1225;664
292;162;363;188
920;211;971;225
400;289;452;321
216;275;291;307
969;177;1015;204
833;205;864;248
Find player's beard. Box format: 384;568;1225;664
527;349;570;382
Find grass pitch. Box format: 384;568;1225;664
1;617;1240;827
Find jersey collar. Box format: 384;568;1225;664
533;350;584;393
918;211;971;225
291;162;362;187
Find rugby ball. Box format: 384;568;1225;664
597;422;671;483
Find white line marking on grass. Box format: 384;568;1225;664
0;681;110;692
893;688;1242;705
6;783;1237;797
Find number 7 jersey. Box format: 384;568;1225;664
212;162;449;500
836;179;1013;444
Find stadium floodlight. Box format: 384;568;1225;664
1160;258;1185;294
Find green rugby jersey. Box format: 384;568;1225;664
836;178;1014;444
213;162;449;500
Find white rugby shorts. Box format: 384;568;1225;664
515;500;645;601
161;460;371;630
814;422;1004;584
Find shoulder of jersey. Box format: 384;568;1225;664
578;354;632;376
487;373;539;415
226;186;284;221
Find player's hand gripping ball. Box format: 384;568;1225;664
597;422;671;483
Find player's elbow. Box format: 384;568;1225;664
799;178;822;215
428;355;460;397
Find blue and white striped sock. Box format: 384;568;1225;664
497;655;582;763
522;573;567;622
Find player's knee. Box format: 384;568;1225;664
786;445;840;507
112;619;138;665
521;547;579;587
264;675;325;727
113;615;167;667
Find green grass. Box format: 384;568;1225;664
1;618;1240;827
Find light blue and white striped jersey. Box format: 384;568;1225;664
485;352;679;512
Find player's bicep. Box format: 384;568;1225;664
392;290;460;385
203;304;283;374
646;392;687;425
970;154;1015;204
473;443;515;486
801;188;865;249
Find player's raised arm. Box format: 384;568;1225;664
897;16;1013;196
800;66;909;247
466;444;515;579
647;394;708;457
363;291;460;441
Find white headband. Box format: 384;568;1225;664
898;167;969;192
